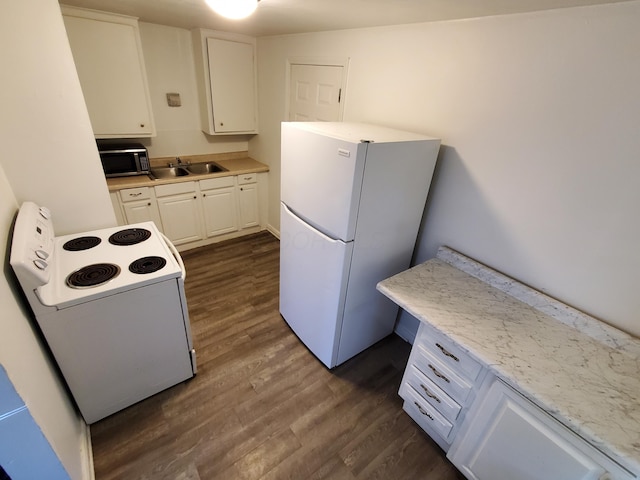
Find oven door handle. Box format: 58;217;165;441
160;232;186;281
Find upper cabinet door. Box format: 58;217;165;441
192;29;258;135
62;7;156;138
208;38;257;134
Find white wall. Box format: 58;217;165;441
0;164;90;479
1;1;115;235
138;22;251;158
0;0;125;477
252;1;640;338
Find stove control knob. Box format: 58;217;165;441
38;207;51;220
35;249;49;260
33;258;48;270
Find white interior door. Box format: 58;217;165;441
288;64;343;121
279;203;353;368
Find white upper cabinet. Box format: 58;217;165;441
192;29;258;135
61;6;156;138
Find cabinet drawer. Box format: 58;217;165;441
404;365;462;422
199;176;234;190
402;384;453;440
237;173;257;185
155;181;196;197
416;322;482;382
119;187;151;202
413;345;473;403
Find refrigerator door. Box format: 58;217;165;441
279;203;354;368
281;122;367;242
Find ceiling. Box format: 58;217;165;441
59;0;634;37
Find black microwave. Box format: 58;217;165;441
97;142;150;178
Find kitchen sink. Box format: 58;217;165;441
150;167;190;179
186;163;226;175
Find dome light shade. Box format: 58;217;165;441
205;0;259;19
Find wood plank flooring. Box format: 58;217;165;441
90;232;465;480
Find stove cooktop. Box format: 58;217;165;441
37;222;182;309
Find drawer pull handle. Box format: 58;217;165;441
428;364;450;383
420;384;441;403
414;402;434;420
129;192;143;197
436;343;459;362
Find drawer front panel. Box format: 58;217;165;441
237;173;257;185
155;181;196;197
413;345;472;403
402;383;453;440
119;187;150;202
416;323;482;382
199;176;234;190
405;365;461;422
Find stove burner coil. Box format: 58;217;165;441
129;256;167;275
63;236;102;251
108;228;151;246
66;263;121;289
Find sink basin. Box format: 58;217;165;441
150;167;190;179
186;163;226;175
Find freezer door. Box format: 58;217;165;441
281;122;366;242
279;203;354;368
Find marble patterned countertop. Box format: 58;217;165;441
377;247;640;475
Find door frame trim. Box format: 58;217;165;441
285;56;350;122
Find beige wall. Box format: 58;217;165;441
252;1;640;338
138;22;251;158
0;0;123;477
2;2;115;236
0;165;91;480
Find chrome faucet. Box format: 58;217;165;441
169;157;190;168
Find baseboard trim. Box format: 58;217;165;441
265;223;280;239
81;421;95;480
394;321;417;345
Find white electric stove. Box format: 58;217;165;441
10;202;196;424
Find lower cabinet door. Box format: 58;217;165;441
448;379;622;480
238;183;259;229
157;193;203;245
201;186;238;237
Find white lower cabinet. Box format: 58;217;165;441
399;321;486;452
200;176;238;237
401;322;635;480
447;377;634;480
237;173;259;229
155;182;203;246
117;187;163;229
111;173;264;249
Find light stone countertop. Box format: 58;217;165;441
377;247;640;475
106;152;269;192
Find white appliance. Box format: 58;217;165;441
10;202;196;424
280;122;441;368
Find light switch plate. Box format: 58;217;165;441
166;93;181;107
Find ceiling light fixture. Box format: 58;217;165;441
205;0;259;19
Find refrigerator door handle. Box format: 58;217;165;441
282;203;344;243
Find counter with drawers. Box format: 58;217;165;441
377;247;640;479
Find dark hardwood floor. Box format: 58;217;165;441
90;232;465;480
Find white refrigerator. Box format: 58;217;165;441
279;122;441;368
